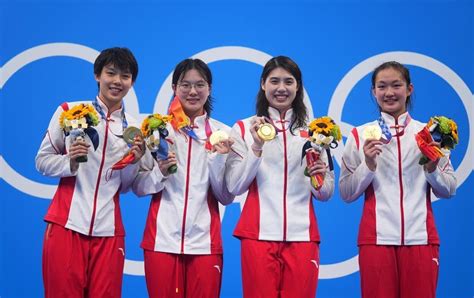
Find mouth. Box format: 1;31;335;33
274;94;288;101
383;98;398;104
109;86;123;95
186;97;200;104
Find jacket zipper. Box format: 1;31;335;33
180;137;193;253
281;115;288;241
395;120;405;245
89;117;110;236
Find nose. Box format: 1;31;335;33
276;82;286;91
189;84;198;94
112;74;122;85
385;86;395;96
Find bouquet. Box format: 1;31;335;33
302;116;342;190
141;113;176;173
415;116;459;165
59;103;100;162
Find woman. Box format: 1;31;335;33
36;47;145;298
339;61;457;298
225;56;334;297
133;58;234;298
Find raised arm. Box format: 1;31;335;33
225;120;262;196
338;131;377;203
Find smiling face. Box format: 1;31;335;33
372;67;413;119
261;67;299;114
173;68;210;121
95;63;133;113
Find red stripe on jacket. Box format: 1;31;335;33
351;127;360;150
425;185;440;245
207;189;223;254
233;180;260;239
44;177;76;226
113;188;125;236
358;184;377;245
308;194;320;242
237;120;245;140
141;192;162;251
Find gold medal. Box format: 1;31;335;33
123;126;143;145
257;123;276;141
209;130;229;146
362;125;382;141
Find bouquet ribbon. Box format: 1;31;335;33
415;126;444;163
302;139;326;190
104;152;136;181
305;148;324;190
111;152;136;170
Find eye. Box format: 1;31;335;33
285;79;295;85
270;79;280;85
196;82;207;89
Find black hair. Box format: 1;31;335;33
371;61;413;111
94;47;139;84
256;56;307;133
172;58;213;116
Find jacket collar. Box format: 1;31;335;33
268;106;293;130
95;96;124;120
380;111;410;128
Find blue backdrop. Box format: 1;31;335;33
1;0;472;297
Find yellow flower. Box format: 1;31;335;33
59;103;99;129
449;120;459;144
309;116;335;136
59;112;67;128
426;118;434;129
141;120;150;137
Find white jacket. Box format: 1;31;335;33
225;107;334;242
339;112;456;245
36;99;140;237
133;114;234;255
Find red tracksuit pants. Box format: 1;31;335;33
144;250;223;298
359;244;440;298
241;238;320;298
42;223;125;298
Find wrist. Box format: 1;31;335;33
424;163;437;173
70;159;79;173
251;143;263;152
365;160;376;172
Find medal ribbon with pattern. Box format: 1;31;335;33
377;114;411;143
93;96;129;133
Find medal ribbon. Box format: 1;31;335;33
93;96;128;132
377;114;411;143
263;116;291;133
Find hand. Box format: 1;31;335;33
307;158;327;176
158;151;177;176
424;141;441;173
212;138;235;154
249;116;266;155
363;139;383;171
69;139;90;171
131;135;146;163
